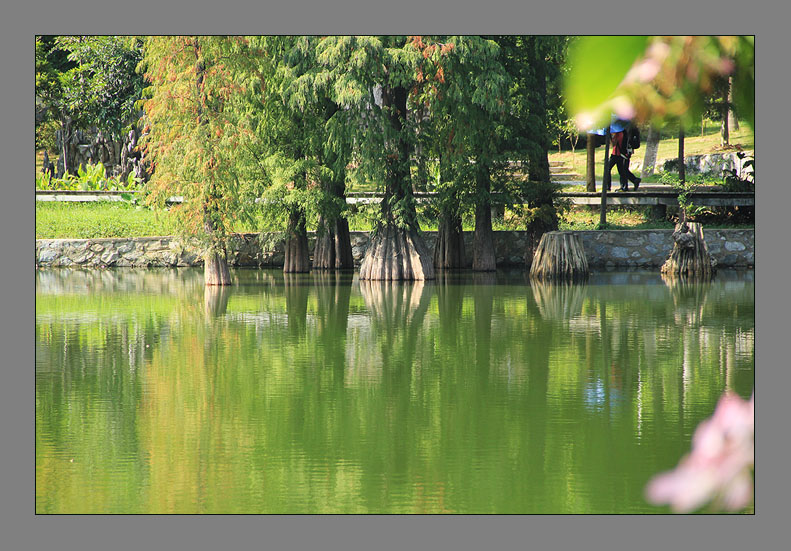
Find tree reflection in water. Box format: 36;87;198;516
35;268;755;513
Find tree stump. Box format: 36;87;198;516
359;225;435;281
529;231;589;282
660;222;716;279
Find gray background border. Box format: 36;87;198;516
7;1;787;549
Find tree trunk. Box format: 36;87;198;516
473;167;496;271
359;225;435;280
434;213;465;269
600;129;611;226
527;38;551;183
314;100;354;270
524;178;560;269
720;90;730;147
283;208;311;273
313;216;354;270
661;222;716;279
586;133;596;191
204;248;232;286
729;90;739;131
525;222;555;271
203;190;232;286
678;127;686;184
641;127;661;178
529;231;589;282
55;117;74;178
727;76;739;132
359;84;434;280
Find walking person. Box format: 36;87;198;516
608;123;641;191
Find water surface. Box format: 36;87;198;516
36;268;755;513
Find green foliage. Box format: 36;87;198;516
657;171;721;187
36;161;144;191
729;37;755;131
141;36;260;247
53;36;145;140
36;36;145;143
76;161;108;190
297;36;450;229
36;120;60;152
667;177;707;219
722;152;754;192
505;178;567;232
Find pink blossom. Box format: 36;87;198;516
632;59;661;83
611;97;636;121
645;391;754;513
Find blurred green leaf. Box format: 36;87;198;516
732;37;755;131
564;36;648;123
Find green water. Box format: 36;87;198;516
35;268;754;514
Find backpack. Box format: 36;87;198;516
628;126;641;150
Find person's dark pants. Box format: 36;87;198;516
608;155;640;190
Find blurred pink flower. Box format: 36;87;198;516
645;391;754;513
630;59;661;83
612;96;636;121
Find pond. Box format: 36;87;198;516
35;268;755;514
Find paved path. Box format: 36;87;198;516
36;186;753;208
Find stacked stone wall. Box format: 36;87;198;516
36;229;754;269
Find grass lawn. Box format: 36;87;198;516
37;201;751;240
36;202;181;239
548;120;754;181
558;208;674;230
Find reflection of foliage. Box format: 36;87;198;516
36;269;755;513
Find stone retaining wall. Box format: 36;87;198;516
629;151;754;177
36;229;754;269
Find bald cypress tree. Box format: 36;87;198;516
301;36;435;280
142;36;254;285
278;37;354;270
494;35;565;266
406;36;510;271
